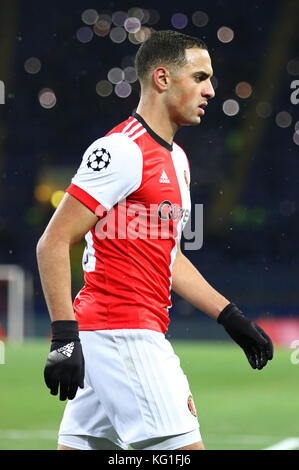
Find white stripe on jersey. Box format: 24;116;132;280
124;122;142;136
83;230;96;272
167;235;179;310
130;128;147;141
121;118;137;134
170;143;191;231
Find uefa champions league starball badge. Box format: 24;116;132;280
87;148;111;172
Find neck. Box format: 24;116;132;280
135;93;179;145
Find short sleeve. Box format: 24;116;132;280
66;133;143;213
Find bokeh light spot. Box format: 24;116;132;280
293;132;299;145
134;27;152;43
235;81;252;99
51;190;65;208
38;89;57;109
112;11;128;26
128;8;144;22
192;11;209;27
124;17;141;33
96;80;113;97
76;26;93;43
93;19;110;37
275;111;292;128
211;76;218;90
222;99;239;116
128;33;141;45
217;26;234;43
124;66;137;83
34;184;52;203
114;82;132;98
108;68;125;84
110;27;127;43
171;13;188;29
24;57;41;74
81;9;99;25
147;9;160;25
287;59;299;76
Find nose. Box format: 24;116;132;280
203;79;215;100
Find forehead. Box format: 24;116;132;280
182;48;213;75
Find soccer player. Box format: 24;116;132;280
36;30;273;451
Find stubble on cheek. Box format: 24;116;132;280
174;79;197;113
168;77;199;124
177;89;199;123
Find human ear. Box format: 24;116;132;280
153;67;169;91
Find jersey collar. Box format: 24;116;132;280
134;112;173;152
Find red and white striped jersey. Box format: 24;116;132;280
66;113;191;333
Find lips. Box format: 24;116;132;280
199;102;208;109
198;102;208;116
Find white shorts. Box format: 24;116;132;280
58;329;201;450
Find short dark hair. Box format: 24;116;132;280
135;30;208;83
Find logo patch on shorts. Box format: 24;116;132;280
187;395;197;417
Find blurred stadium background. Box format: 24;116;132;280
0;0;298;450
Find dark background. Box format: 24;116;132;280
0;0;298;338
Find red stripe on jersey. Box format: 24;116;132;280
66;183;107;216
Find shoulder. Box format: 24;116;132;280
70;133;144;211
83;132;142;159
172;141;190;170
172;141;187;157
173;142;189;165
79;133;143;172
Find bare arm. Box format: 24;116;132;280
36;193;98;322
171;241;230;319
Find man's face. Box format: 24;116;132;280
165;48;215;126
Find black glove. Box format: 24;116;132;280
217;303;274;370
44;320;85;400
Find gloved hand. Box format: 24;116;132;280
217;303;273;370
44;320;85;400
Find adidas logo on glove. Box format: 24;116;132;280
57;342;75;358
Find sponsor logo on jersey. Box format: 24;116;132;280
159;170;170;184
94;199;190;240
187;395;197;417
158;200;190;223
87;148;111;172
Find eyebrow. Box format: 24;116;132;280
193;70;213;80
